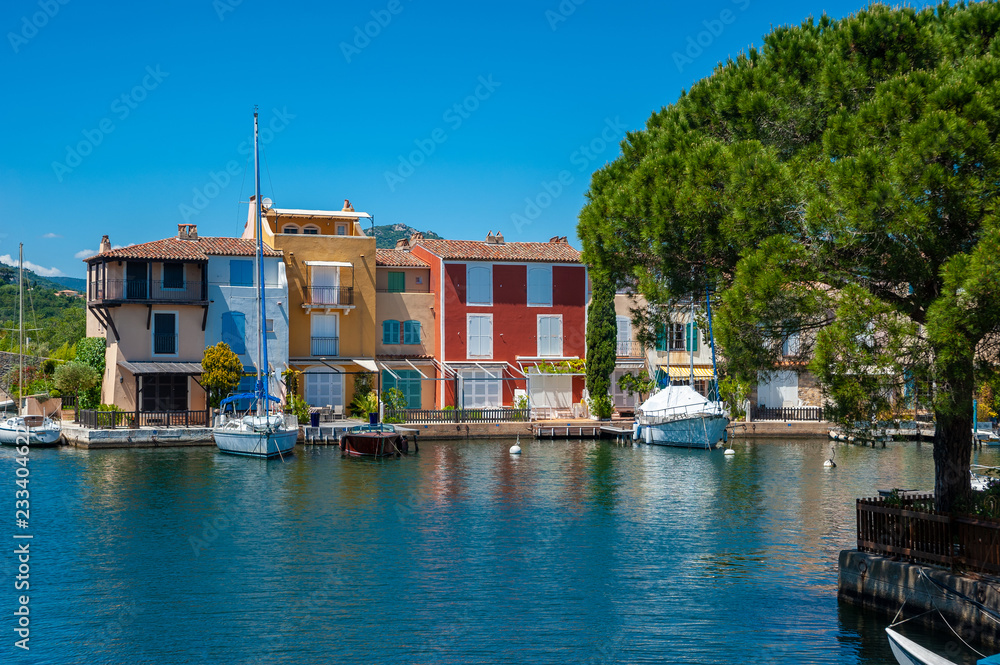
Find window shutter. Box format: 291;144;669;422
383;320;400;344
403;320;420;345
686;322;699;352
655;323;666;352
388;272;405;292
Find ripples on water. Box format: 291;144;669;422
4;437;998;664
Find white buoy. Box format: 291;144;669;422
824;445;837;468
509;436;521;455
724;447;736;456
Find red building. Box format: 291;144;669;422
407;232;587;411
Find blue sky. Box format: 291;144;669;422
1;0;934;278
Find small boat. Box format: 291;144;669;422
212;110;297;459
0;245;60;447
340;423;412;458
975;422;999;445
886;627;958;665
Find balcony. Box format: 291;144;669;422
153;333;177;355
302;286;354;307
616;341;644;357
89;279;208;305
310;336;339;356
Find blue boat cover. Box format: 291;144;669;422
978;655;1000;664
220;392;280;408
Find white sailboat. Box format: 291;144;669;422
636;286;729;449
212;110;297;459
0;244;61;446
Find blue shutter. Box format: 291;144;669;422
403;320;420;345
655;323;666;352
222;312;246;354
382;320;400;344
230;260;253;287
382;370;397;392
685;322;699;352
403;370;421;408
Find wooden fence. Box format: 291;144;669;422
751;405;825;421
386;408;531;424
856;496;1000;574
77;409;209;429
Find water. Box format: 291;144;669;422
4;437;999;664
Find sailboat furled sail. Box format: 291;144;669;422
212;110;297;458
0;244;61;447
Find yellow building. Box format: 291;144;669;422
243;198;377;410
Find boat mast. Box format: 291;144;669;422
689;292;695;388
253;109;268;417
18;243;23;416
705;283;719;401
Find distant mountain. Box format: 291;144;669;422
365;224;442;249
0;265;82;293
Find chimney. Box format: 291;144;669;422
395;238;409;249
486;231;496;244
495;231;504;244
548;235;561;243
99;235;111;253
410;231;424;242
343;199;355;212
178;224;198;241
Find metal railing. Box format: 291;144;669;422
385;408;531;423
310;337;339;356
303;286;354;306
750;405;824;421
89;279;207;303
77;409;209;429
857;495;1000;574
153;333;177;355
616;341;643;357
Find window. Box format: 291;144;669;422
616;316;633;356
403;320;421;345
303;225;319;235
537;315;563;357
305;371;343;408
141;374;188;411
382;369;422;409
655;323;685;352
230;260;253;287
311;314;339;356
415;276;423;285
527;265;552;306
153;312;177;355
126;261;148;299
162;263;184;290
382;319;400;344
282;225;299;234
460;369;501;408
782;332;800;356
337;225;346;236
685;322;700;353
387;271;405;293
265;318;274;334
467;314;493;359
221;312;246;354
466;265;491;306
311;266;340;305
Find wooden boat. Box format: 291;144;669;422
339;424;413;457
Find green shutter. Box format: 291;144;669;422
655;323;666;351
387;271;405;292
686;322;699;352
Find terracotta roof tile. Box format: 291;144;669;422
84;237;282;262
375;249;430;267
414;239;581;263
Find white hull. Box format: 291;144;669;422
0;417;61;446
886;627;958;665
214;416;297;458
641;414;729;449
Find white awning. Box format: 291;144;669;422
304;261;353;268
273;208;371;219
353;358;378;373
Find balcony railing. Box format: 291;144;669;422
385;407;530;424
77;409;209;429
303;286;354;306
616;341;643;357
310;336;339;356
153;333;177;355
89;279;207;303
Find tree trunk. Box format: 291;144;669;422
933;407;973;512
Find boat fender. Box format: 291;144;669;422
632;422;640;440
413;438;419;453
723;430;728;443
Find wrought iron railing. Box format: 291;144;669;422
303;286;354;306
615;341;643;357
153;333;177;355
310;337;339;356
77;409;209;429
385;408;531;424
750;405;824;421
89;279;207;303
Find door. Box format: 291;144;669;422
312;266;340;305
310;314;339;356
759;371;798;408
126;262;147;299
305;371;343;408
529;374;572;409
616;316;632;356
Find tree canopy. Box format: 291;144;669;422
578;2;1000;510
202;342;244;408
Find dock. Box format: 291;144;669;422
533;424;602;439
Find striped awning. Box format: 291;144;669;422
118;361;203;376
660;365;715;379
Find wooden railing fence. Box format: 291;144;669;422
386;408;530;424
77;409;209;429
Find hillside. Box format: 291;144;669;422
0;264;84;293
365;224;441;249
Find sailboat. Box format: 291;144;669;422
0;244;61;446
212;110;298;458
636;285;729;449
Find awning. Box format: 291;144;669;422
353;358;378;373
304;260;353;268
660;365;716;379
118;361;203;376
